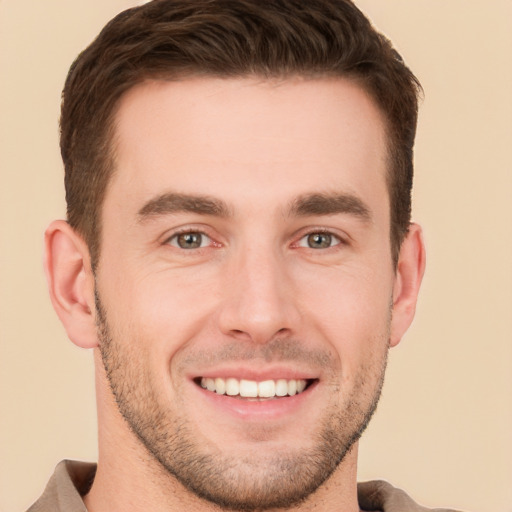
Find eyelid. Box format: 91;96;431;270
293;227;348;249
161;225;221;249
167;232;211;249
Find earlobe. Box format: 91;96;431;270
389;223;426;347
44;220;98;349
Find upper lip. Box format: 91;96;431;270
187;365;319;382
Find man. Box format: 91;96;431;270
28;1;461;511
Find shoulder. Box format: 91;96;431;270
358;480;465;512
26;460;96;512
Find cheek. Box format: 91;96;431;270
295;258;393;320
100;263;222;355
293;263;393;368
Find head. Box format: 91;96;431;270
61;0;421;270
47;2;426;510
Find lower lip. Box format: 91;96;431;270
193;381;318;421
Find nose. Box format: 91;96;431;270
217;245;300;345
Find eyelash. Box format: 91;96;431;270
165;229;215;250
295;229;345;250
164;227;346;252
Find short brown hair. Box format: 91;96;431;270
60;0;421;269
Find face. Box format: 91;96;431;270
95;77;395;510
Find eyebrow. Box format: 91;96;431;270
137;190;371;223
137;192;232;220
288;192;372;222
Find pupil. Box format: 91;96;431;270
308;233;331;248
179;233;201;248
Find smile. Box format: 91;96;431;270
198;377;311;398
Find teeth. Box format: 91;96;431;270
258;380;275;398
225;378;239;396
205;378;215;392
215;377;226;395
239;379;258;397
275;379;288;397
200;377;309;398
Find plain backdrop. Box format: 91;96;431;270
1;1;511;511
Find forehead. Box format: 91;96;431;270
109;76;388;216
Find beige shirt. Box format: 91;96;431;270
27;460;463;512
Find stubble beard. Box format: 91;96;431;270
96;292;389;511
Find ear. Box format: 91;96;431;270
389;222;426;347
44;220;98;349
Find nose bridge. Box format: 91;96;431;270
218;237;298;343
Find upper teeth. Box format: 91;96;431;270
200;377;307;398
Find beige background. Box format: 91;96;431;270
1;1;511;511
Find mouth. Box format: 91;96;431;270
195;377;316;400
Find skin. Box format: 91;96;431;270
45;77;425;512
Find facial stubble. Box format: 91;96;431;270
95;291;389;511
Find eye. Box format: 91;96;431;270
298;232;341;249
167;231;211;249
